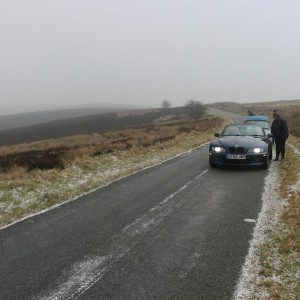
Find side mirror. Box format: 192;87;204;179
214;133;220;138
267;133;273;138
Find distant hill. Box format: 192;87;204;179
207;99;300;116
0;105;143;131
0;107;186;146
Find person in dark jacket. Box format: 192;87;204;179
271;111;289;161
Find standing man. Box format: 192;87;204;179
271;111;289;161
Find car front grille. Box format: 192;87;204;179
228;147;245;154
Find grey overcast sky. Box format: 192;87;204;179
1;0;300;113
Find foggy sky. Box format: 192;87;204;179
1;0;300;114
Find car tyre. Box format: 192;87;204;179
262;157;269;169
269;150;273;160
209;161;217;168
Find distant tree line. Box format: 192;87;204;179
185;100;206;119
161;100;172;109
161;99;206;119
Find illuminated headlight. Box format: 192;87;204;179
211;146;225;153
248;147;264;153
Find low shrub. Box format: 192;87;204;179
0;117;221;172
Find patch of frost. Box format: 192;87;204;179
233;162;287;299
233;141;300;299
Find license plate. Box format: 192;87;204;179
226;154;246;159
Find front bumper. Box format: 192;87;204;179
209;152;268;166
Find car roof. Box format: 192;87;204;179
245;115;269;121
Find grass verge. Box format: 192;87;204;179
0;119;228;228
259;136;300;299
234;136;300;300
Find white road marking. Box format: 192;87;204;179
38;170;209;300
244;219;256;223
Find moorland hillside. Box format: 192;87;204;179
0;107;186;147
0;104;141;131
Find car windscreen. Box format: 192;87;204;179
222;125;264;137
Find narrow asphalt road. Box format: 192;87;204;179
208;107;246;125
0;140;267;299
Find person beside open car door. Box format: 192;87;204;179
271;111;289;161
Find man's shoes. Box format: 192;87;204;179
273;157;279;161
281;157;285;160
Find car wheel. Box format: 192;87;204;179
262;157;269;169
209;161;217;168
269;150;273;160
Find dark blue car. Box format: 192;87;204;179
209;124;273;169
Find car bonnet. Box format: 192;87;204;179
217;136;267;149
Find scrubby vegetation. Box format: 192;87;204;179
257;136;300;299
185;100;207;119
0;113;226;227
0;117;221;172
